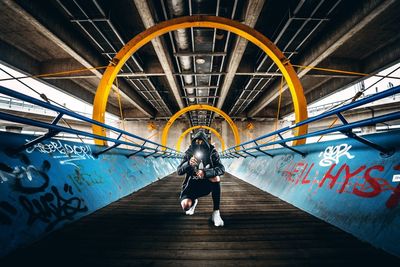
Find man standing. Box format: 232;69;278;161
177;131;225;227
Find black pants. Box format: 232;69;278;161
180;178;221;210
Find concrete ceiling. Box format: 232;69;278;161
0;0;399;125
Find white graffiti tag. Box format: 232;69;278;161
0;165;39;183
25;140;94;167
318;144;355;167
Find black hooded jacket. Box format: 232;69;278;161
177;131;225;188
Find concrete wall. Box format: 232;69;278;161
223;130;400;257
214;119;291;149
0;132;180;257
122;118;283;153
123;120;191;151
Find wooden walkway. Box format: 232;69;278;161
2;173;399;266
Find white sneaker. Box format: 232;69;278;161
211;210;224;227
185;199;198;215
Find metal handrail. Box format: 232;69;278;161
0;85;184;158
307;91;400;115
221;85;400;158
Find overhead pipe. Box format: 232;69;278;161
167;0;195;102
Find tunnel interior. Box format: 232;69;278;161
1;0;400;266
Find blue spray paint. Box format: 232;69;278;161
223;130;400;257
0;132;180;257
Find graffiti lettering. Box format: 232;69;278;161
319;164;366;193
0;153;88;228
275;154;294;173
281;160;400;208
67;169;104;192
319;144;355;167
19;183;88;232
282;161;314;185
353;165;382;197
0;156;50;193
25;139;94;167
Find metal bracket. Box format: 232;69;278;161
162;152;173;158
144;150;160;158
229;152;240;158
234;151;247;158
337;112;394;155
241;145;257;158
143;145;160;158
277;133;306;157
10;113;63;154
254;141;273;157
126;147;145;158
255;148;273;157
93;133;123;158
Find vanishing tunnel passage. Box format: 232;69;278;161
2;173;400;266
1;0;400;266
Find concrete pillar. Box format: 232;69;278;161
122;119;191;151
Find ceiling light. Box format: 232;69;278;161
196;57;206;64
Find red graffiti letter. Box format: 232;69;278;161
338;165;366;193
353;165;382;198
319;164;344;189
301;163;314;184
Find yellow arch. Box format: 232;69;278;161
162;104;238;150
92;15;307;147
176;126;226;152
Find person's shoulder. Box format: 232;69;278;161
209;145;219;155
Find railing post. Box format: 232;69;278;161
336;112;394;156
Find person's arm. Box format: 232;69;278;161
204;149;225;179
177;152;193;175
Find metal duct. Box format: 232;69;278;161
167;0;194;102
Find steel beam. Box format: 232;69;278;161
133;0;185;110
282;39;400;116
0;40;120;115
8;0;156;117
181;96;219;99
216;0;266;109
174;52;227;57
184;86;219;89
248;0;398;117
40;71;359;80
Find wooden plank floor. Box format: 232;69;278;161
1;173;399;266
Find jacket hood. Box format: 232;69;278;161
191;131;210;148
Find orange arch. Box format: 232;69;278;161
176;126;225;152
92;15;308;147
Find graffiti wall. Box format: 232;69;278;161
223;130;400;257
0;132;180;257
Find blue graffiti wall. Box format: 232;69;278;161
223;130;400;257
0;132;180;257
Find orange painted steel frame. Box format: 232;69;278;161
164;104;238;150
176;125;226;152
92;16;308;148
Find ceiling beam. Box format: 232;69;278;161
133;0;185;110
7;0;156;117
248;0;397;117
216;0;266;109
0;39;120;116
281;36;400;116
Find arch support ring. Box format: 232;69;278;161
92;15;308;147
